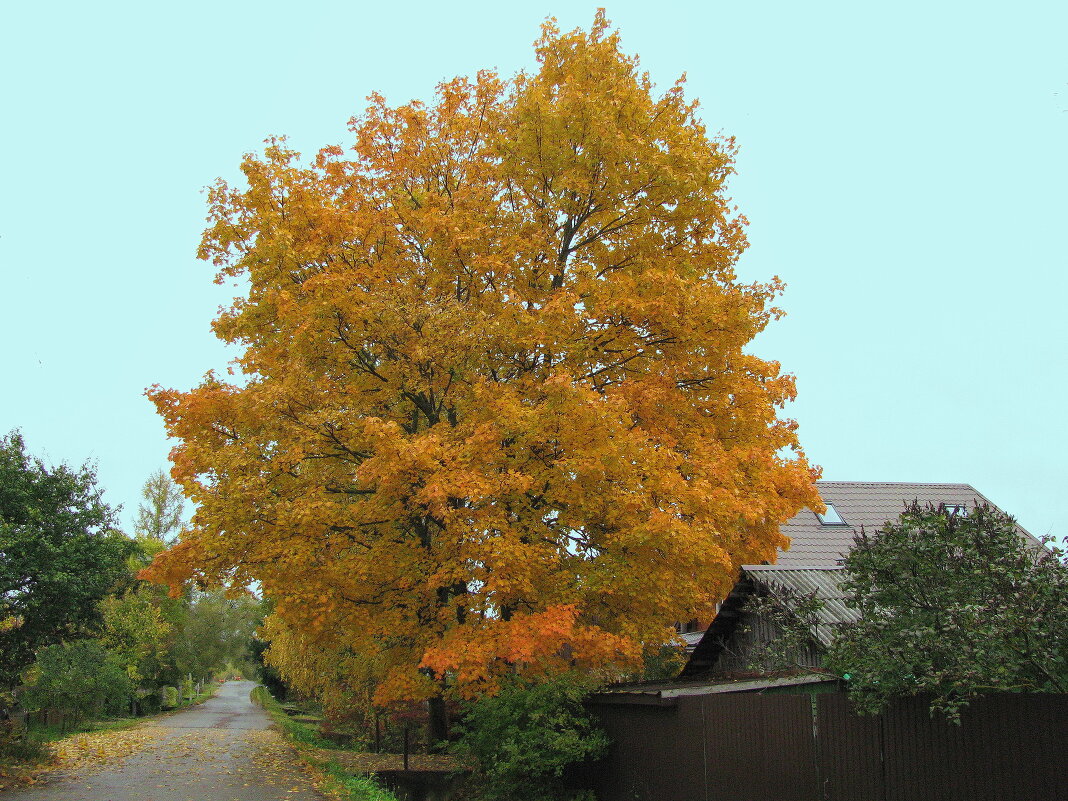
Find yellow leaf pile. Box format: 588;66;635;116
50;725;166;775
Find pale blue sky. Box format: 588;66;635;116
1;1;1064;541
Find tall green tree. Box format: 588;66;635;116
827;503;1068;720
0;432;134;686
134;469;185;543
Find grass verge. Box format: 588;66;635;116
190;682;221;705
29;713;144;745
251;686;398;801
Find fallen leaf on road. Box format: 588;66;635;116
50;725;167;776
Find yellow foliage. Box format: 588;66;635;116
259;615;385;720
144;12;819;706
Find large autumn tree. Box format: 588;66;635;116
147;13;819;723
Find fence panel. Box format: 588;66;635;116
698;693;818;801
882;694;1067;801
590;692;1068;801
815;693;884;801
592;701;705;801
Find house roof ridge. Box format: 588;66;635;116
743;564;844;571
816;480;977;488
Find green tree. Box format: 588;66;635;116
0;432;134;686
23;641;132;724
134;469;185;543
169;591;263;683
827;503;1068;720
99;590;172;687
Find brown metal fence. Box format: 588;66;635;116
587;692;1068;801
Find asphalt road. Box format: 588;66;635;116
6;681;327;801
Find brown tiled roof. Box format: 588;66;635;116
774;481;1029;567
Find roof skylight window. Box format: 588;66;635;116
815;503;847;526
944;504;968;517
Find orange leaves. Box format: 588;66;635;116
418;605;641;698
138;540;197;598
144;12;821;710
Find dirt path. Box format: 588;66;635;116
5;681;327;801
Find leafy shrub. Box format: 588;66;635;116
160;686;179;709
135;686;161;714
0;720;48;763
452;673;609;801
22;641;132;723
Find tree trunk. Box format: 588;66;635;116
427;694;448;751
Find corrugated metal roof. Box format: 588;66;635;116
591;673;837;702
680;630;705;647
774;481;1030;567
742;565;858;648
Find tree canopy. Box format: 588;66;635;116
0;432;134;686
827;503;1068;719
145;13;819;711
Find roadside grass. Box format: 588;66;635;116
250;686;398;801
190;682;220;705
29;713;144;744
322;764;400;801
250;686;334;749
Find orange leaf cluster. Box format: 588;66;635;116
145;12;819;706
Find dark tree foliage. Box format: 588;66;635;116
249;637;288;700
0;432;134;686
452;672;609;801
827;502;1068;720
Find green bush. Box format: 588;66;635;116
826;502;1068;721
160;686;179;709
22;641;132;724
0;720;49;763
452;673;609;801
135;687;162;714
